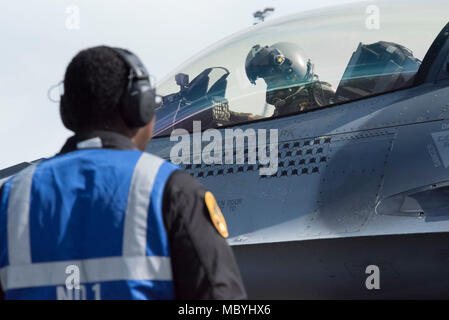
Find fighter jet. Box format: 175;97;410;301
2;0;449;298
149;0;449;299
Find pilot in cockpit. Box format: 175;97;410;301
245;42;335;117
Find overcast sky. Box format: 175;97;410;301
0;0;365;170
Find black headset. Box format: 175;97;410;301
60;47;161;131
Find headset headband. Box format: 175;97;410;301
111;48;149;81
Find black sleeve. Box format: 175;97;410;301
162;170;247;300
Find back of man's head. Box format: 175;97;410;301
62;45;129;132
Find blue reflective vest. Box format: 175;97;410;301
0;149;178;300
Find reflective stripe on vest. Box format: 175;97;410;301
0;152;173;293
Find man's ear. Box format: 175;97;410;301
132;116;156;151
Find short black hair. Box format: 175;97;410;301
63;45;129;130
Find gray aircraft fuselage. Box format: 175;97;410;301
147;22;449;298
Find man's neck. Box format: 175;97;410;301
59;130;138;155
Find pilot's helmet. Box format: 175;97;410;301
245;42;314;91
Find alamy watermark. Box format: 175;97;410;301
65;4;80;30
365;264;380;290
57;264;101;300
365;4;380;30
170;121;279;176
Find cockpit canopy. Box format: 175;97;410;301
154;0;449;137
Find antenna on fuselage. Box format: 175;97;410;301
253;7;275;25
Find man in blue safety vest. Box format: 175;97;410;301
0;46;246;300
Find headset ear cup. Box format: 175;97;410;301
139;88;156;124
120;81;155;128
119;86;140;128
